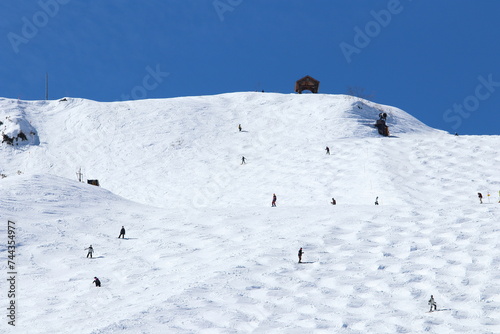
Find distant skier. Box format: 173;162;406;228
298;247;303;263
331;197;336;205
478;192;483;204
238;124;242;132
325;146;330;155
375;197;379;205
86;245;94;258
428;295;437;312
241;156;246;165
93;277;101;287
118;226;126;239
272;193;277;207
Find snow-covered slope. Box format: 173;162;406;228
3;92;489;210
1;93;499;333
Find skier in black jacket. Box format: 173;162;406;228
298;248;303;263
93;277;101;287
118;226;126;239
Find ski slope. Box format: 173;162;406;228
1;92;499;333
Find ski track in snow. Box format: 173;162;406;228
0;93;499;333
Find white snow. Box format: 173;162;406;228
0;92;499;333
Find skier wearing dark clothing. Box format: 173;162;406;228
375;197;379;205
241;156;246;165
118;226;126;239
93;277;101;287
272;193;277;207
478;193;483;204
331;198;336;205
298;248;303;263
86;245;94;258
325;146;330;155
238;124;242;132
428;295;436;312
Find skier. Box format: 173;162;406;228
428;295;437;312
375;196;379;205
331;197;336;205
478;192;483;204
241;156;246;165
86;245;94;258
272;193;277;207
118;226;126;239
93;277;101;287
298;247;303;263
238;124;242;132
325;146;330;155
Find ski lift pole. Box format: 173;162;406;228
76;167;83;182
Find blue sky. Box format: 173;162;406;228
1;0;499;135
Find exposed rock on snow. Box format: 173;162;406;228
0;103;40;146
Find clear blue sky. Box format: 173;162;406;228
1;1;499;134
